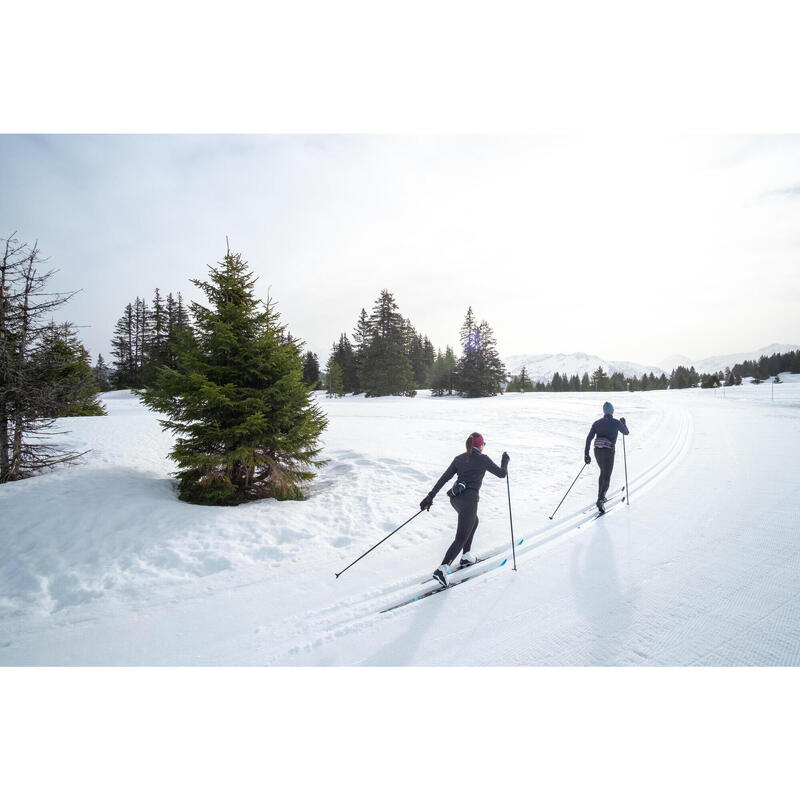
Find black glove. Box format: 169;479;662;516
620;417;626;425
584;454;591;464
420;494;433;511
501;451;510;465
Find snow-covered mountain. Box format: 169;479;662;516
657;343;800;375
505;343;800;382
503;352;664;382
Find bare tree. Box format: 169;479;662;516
0;234;87;482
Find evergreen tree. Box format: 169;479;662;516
302;351;320;388
430;346;457;396
143;287;169;384
1;235;88;481
139;246;327;505
581;372;591;391
93;353;112;391
110;302;137;387
360;290;416;397
34;323;105;416
325;358;344;398
591;366;609;391
508;365;534;393
333;333;358;393
454;308;506;397
351;307;371;394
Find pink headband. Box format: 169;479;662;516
471;434;484;448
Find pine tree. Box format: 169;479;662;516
360;290;416;397
325;357;344;397
454;308;506;397
351;307;371;394
430;346;457;396
143;287;169;384
508;365;533;393
139;246;327;505
111;303;137;387
34;323;105;416
1;235;88;481
302;351;320;388
334;333;357;393
591;366;609;391
94;353;112;391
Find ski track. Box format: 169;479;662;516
270;403;693;663
3;382;800;666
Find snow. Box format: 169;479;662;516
506;343;800;382
657;342;800;374
2;379;800;665
504;350;664;381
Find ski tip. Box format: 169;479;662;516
499;558;507;566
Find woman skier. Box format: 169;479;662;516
584;402;629;513
420;432;510;588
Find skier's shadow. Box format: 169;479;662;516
570;522;638;665
360;593;443;666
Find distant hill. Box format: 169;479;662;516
657;343;800;375
505;343;800;383
503;352;664;383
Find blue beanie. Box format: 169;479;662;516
603;402;614;415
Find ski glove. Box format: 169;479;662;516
620;417;626;426
501;451;510;466
585;454;591;464
420;494;433;511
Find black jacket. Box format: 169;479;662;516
585;415;629;456
429;450;508;498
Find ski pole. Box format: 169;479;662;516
548;463;587;519
506;472;517;571
622;433;630;506
335;509;425;579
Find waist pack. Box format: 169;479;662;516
447;480;468;497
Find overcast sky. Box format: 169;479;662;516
2;134;799;368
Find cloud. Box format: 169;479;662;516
1;135;799;366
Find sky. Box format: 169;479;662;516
2;134;799;368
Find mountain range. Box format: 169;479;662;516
504;343;799;383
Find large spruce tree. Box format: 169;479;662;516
139;247;327;505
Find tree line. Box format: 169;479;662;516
506;350;800;394
109;290;192;389
506;365;669;392
322;294;505;399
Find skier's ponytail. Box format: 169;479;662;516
466;432;483;454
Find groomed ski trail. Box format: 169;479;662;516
272;404;692;663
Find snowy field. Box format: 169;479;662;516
2;378;800;666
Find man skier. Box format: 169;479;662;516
584;402;629;513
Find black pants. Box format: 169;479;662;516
441;490;479;566
594;446;615;501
